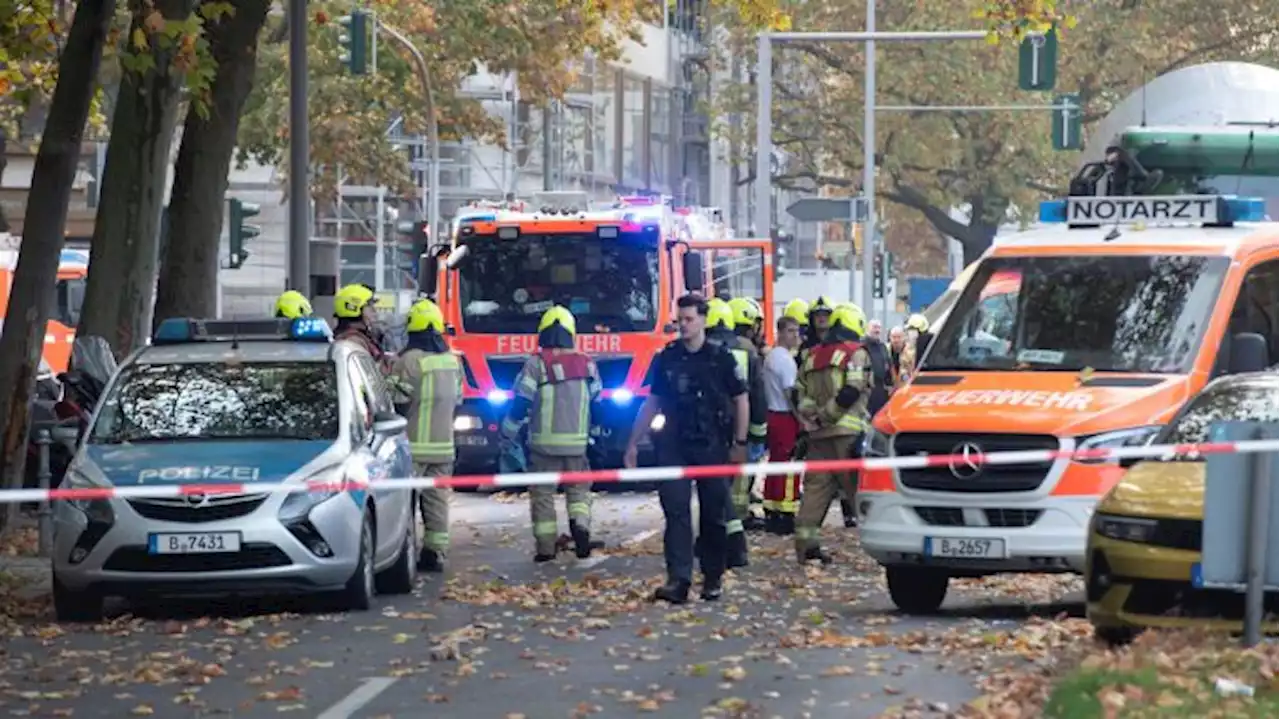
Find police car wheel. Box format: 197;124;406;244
375;498;418;595
335;510;376;611
885;566;949;614
52;575;103;623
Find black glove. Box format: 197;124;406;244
848;432;866;459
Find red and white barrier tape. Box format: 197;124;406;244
2;438;1276;504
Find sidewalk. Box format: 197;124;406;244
0;520;50;601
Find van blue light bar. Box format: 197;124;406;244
457;213;496;223
1039;195;1267;227
153;317;333;345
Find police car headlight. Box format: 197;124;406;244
453;415;481;431
650;413;666;432
863;426;891;457
278;469;344;521
1075;426;1162;464
62;471;114;523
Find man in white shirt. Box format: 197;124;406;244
762;315;803;535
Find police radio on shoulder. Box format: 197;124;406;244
1039;194;1268;228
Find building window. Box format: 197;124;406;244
649;86;671;192
622;74;646;189
593;65;617;182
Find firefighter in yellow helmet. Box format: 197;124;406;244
500;306;602;562
333;284;390;368
390;299;461;572
707;298;766;566
793;303;871;564
274;290;313;320
900;313;931;383
800;296;834;357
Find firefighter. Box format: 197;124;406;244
706;299;764;567
334;284;390;368
501;306;601;563
390;298;461;572
793;304;871;564
900;313;932;382
274;290;313;319
800;296;834;355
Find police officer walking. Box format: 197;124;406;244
625;295;749;603
389;299;462;572
501;306;600;562
793;305;872;564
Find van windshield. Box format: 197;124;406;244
922;254;1229;374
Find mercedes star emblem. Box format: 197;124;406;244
947;442;984;479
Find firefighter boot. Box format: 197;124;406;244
570;520;593;559
701;574;723;601
800;546;834;565
840;498;857;528
775;513;796;536
417;547;444;573
652;580;691;605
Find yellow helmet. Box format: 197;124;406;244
811;295;834;315
783;298;810;325
906;313;929;333
274;290;313;319
537;305;577;336
406;298;445;333
728;297;760;328
706;298;734;330
334;284;376;319
830;304;867;337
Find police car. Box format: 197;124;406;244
51;318;418;621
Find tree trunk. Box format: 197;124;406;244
154;0;270;324
0;0;116;535
0;130;9;233
960;223;998;265
77;0;196;356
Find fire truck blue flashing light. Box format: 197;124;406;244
486;389;510;405
611;388;634;405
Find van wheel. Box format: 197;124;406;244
335;510;376;611
375;500;418;595
53;576;104;623
886;566;949;614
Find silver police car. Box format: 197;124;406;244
51;318;419;621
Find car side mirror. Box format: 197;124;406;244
1118;456;1145;470
51;422;81;447
682;252;703;292
1228;332;1268;375
372;411;408;436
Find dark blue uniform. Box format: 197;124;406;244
647;339;748;591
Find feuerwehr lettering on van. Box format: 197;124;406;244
902;389;1093;411
138;466;262;483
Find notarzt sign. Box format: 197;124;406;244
1066;196;1219;226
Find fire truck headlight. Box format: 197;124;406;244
486;389;510;405
650;414;666;431
611;388;634;405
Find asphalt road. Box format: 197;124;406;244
0;494;1087;719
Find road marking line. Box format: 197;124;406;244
622;528;659;546
317;677;398;719
575;528;660;569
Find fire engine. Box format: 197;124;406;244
418;191;775;473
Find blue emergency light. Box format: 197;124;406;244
486;389;510;405
152;317;333;345
610;388;635;405
1039;194;1267;226
458;213;496;223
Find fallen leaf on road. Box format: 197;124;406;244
636;699;661;712
721;666;747;681
130;706;154;716
820;665;856;677
392;633;414;644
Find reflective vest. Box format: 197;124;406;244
524;350;594;456
406;351;462;463
732;337;768;441
799;340;868;438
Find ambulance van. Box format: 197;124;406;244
857;193;1278;613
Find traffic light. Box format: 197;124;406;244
338;10;370;75
1051;93;1083;151
772;231;792;278
872;251;885;299
1017;27;1058;91
228;198;260;270
396;219;430;248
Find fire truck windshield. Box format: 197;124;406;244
458;232;660;334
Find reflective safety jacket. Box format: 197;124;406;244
390;349;463;463
796;340;871;439
503;349;601;456
732;335;768;442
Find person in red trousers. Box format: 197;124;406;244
762;312;804;535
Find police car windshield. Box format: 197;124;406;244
923;254;1229;374
458;232;659;334
89;362;340;444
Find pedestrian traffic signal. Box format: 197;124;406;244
1017;28;1058;92
228;198;260;270
338;10;369;75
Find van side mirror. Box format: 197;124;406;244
417;254;437;296
682;252;703;293
1228;332;1268;375
1118;456;1144;470
372;411;408;436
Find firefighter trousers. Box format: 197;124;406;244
415;461;453;555
764;411;801;514
528;451;592;556
794;436;860;554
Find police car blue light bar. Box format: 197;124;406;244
1039;194;1268;227
153;317;333;345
